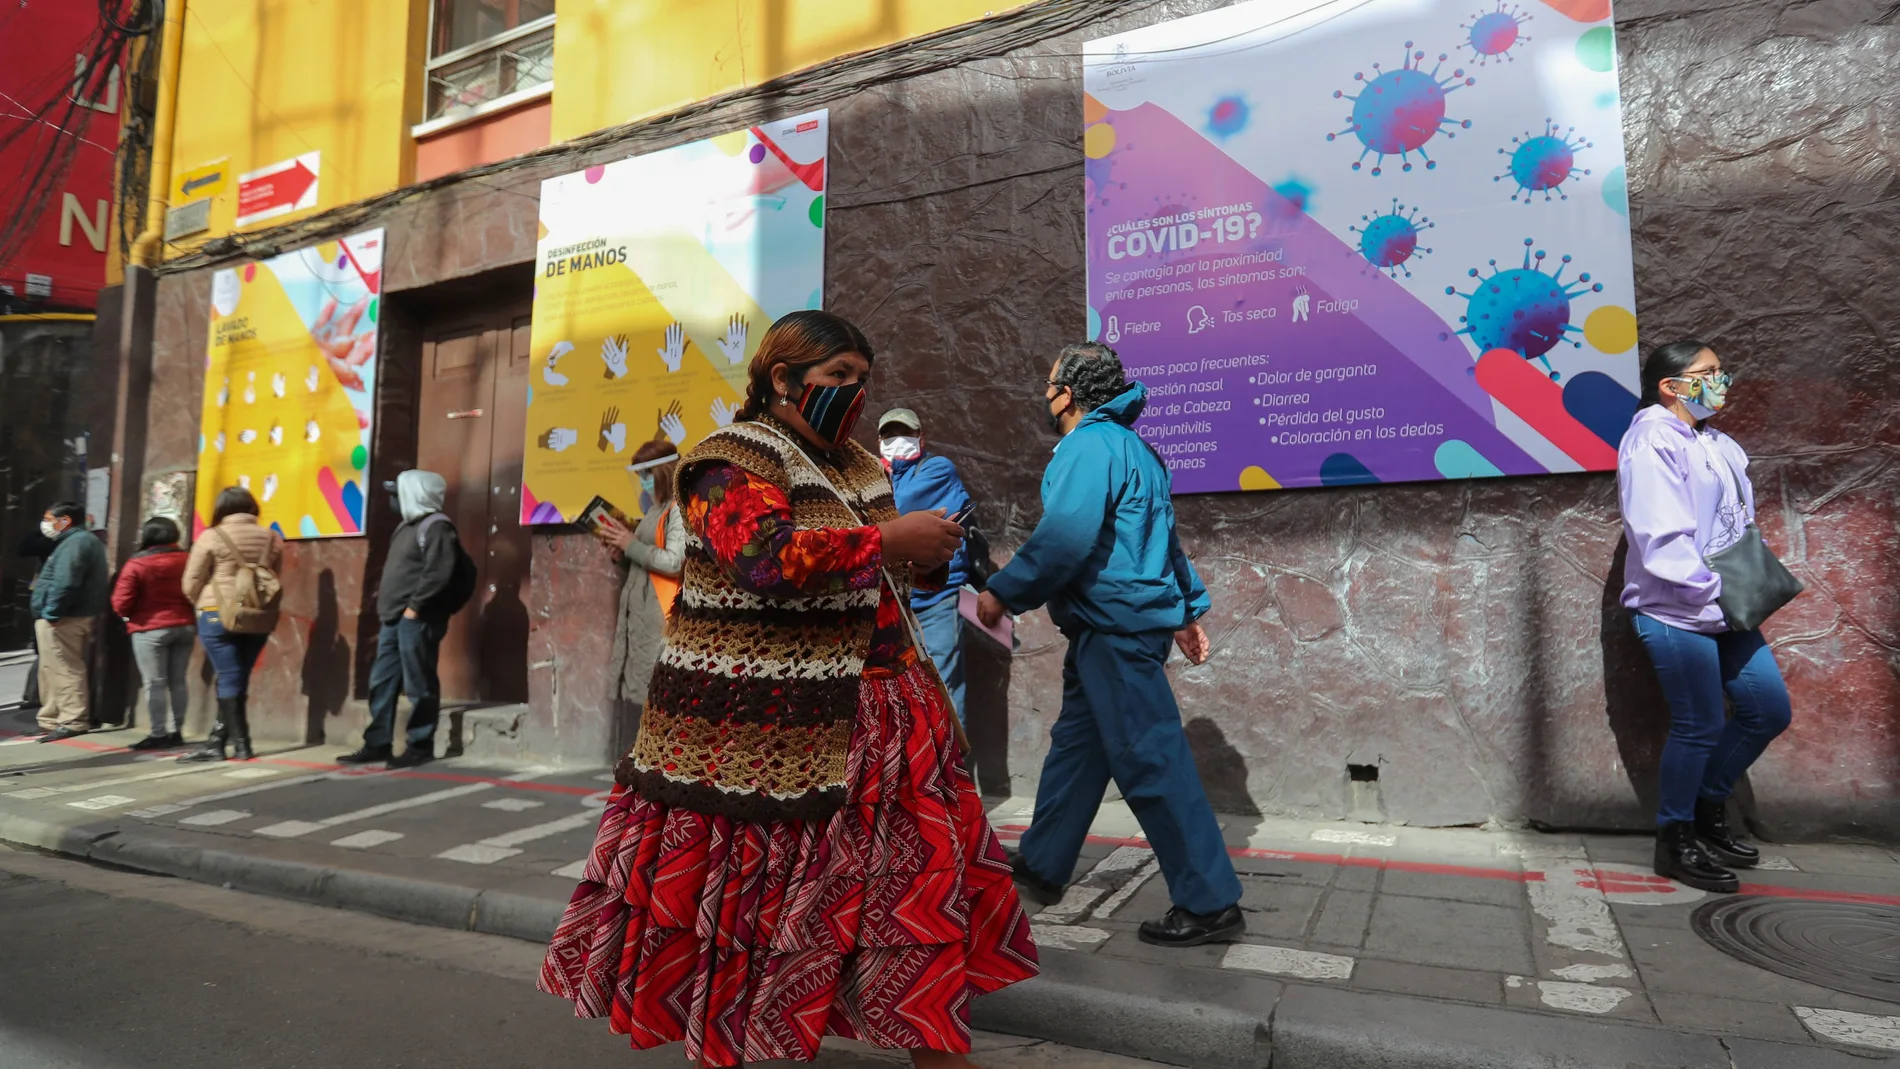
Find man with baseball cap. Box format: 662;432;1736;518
878;407;974;724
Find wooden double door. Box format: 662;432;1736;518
414;289;533;703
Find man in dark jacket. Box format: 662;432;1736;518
339;470;466;768
977;343;1244;948
878;407;975;723
32;500;109;741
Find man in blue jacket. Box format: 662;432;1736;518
879;407;974;723
976;343;1243;947
31;500;110;742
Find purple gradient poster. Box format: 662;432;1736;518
1084;0;1639;494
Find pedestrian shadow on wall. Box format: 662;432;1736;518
1601;538;1668;819
964;623;1012;798
479;573;530;704
301;569;351;744
1186;717;1264;849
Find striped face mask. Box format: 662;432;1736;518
796;380;867;446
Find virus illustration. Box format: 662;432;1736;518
1445;238;1603;379
1498;120;1592;203
1208;95;1250;139
1327;42;1474;176
1461;3;1531;65
1350;199;1433;278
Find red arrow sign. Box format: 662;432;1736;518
236;153;319;226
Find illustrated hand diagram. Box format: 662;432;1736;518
216;378;230;407
311;295;375;392
599;406;627;453
305;365;320;392
710;397;740;427
242;372;257;404
715;314;749;366
657;323;687;373
658;400;686;446
268;421;283;446
601;334;630;380
544;341;573;387
261;473;278;503
271;372;286;399
304;419;320;443
213;432;226;453
237;474;251;491
237;428;257;445
538;427;580;452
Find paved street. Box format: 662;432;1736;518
0;848;1161;1069
2;707;1898;1066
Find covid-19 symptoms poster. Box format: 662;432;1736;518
1085;0;1638;493
521;111;829;523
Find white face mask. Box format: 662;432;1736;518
40;519;62;539
879;435;922;463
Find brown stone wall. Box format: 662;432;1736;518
140;0;1900;836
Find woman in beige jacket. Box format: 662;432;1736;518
180;486;283;762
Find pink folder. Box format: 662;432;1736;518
958;587;1013;650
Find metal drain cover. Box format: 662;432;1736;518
1692;896;1900;1003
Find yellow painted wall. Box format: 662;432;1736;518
549;0;1009;143
162;0;427;255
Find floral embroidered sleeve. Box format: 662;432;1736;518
683;462;884;598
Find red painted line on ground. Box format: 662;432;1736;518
997;824;1900;906
0;731;597;796
1737;882;1900;908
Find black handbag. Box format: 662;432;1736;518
1701;445;1803;631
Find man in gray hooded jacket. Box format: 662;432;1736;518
339;470;467;768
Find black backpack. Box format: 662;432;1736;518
963;520;999;592
417;513;480;614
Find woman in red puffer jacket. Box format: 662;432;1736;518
111;517;198;751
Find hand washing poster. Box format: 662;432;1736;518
194;228;382;537
521;111;829;523
1085;0;1638;492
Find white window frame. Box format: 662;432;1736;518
418;9;556;132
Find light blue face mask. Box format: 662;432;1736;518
638;474;656;499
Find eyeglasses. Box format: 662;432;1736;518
1045;379;1069;391
1670;370;1734;388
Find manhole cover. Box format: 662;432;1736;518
1692;896;1900;1003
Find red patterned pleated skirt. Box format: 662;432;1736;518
538;662;1039;1066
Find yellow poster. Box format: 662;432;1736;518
522;111;829;523
193;228;383;538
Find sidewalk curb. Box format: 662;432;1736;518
0;809;566;945
5;809;1896;1068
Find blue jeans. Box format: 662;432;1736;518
914;595;966;724
1018;628;1242;916
364;615;447;749
197;611;267;700
1631;613;1792;826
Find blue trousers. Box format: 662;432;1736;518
197;611;267;699
1632;613;1792;826
1018;628;1242;916
914;596;966;724
364;615;447;749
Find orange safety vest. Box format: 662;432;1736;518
648;503;681;619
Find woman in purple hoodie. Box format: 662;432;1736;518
1619;340;1792;893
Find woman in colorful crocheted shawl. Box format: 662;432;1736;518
539;310;1038;1068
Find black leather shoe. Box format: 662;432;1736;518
385;747;435;769
129;734;176;751
1005;848;1064;907
335;745;393;765
1694;797;1759;868
228;696;254;761
180;698;236;763
1138;904;1246;948
1655;820;1739;893
38;727;86;743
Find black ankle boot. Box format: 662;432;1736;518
179;700;233;763
1138;904;1246;948
1694;797;1759;868
228;696;254;761
1655;820;1739;893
